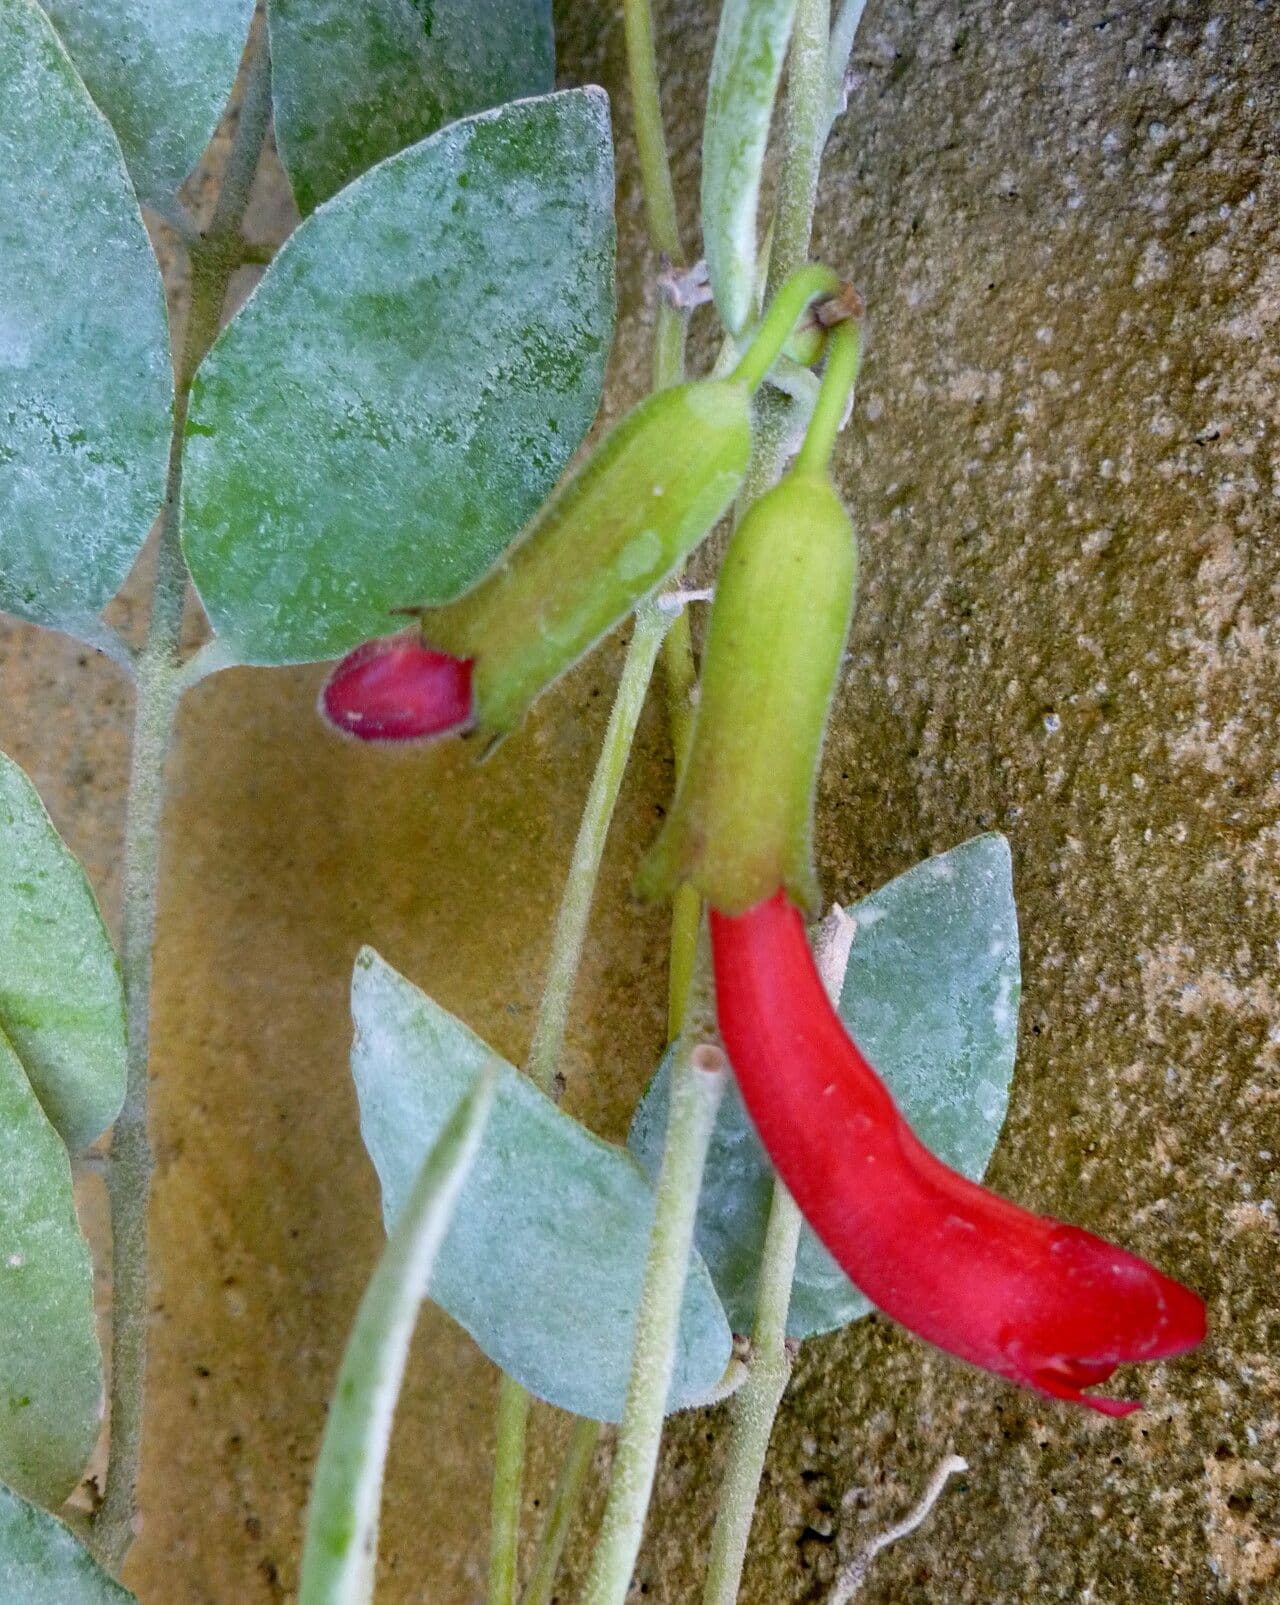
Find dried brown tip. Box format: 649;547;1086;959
814;281;866;327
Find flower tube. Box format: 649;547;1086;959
711;891;1206;1415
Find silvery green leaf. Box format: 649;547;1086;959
702;0;799;334
350;949;732;1422
269;0;555;215
0;1483;133;1600
0;1029;103;1508
40;0;255;204
299;1067;494;1605
0;752;126;1152
629;834;1020;1338
182;89;616;666
0;0;171;635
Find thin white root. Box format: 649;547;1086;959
826;1453;968;1604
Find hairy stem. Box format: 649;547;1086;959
485;600;673;1604
701;908;855;1605
520;1417;602;1605
581;1027;726;1605
524;603;672;1098
621;0;684;265
767;0;832;303
93;27;271;1571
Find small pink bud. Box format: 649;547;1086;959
320;635;475;743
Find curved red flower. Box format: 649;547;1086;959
320;635;474;743
710;891;1206;1415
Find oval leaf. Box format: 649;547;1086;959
350;949;732;1422
39;0;255;205
0;1030;103;1508
269;0;555;215
300;1067;494;1605
182;88;616;666
628;834;1021;1338
702;0;799;335
0;754;126;1152
0;1483;133;1601
0;0;172;636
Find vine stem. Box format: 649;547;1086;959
93;26;272;1571
489;4;694;1586
700;908;855;1605
580;1033;727;1605
487;600;672;1605
520;1416;600;1605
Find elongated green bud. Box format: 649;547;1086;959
414;379;752;741
703;0;801;334
636;467;856;915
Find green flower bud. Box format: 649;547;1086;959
402;267;844;747
414;378;752;742
635;465;857;916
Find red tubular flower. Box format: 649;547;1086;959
710;891;1206;1415
320;635;475;743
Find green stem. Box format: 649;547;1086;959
766;0;832;303
621;0;684;264
581;1022;726;1605
795;319;863;475
729;264;841;393
701;1186;803;1605
520;1417;602;1605
488;1375;533;1605
93;26;272;1572
486;599;673;1603
524;603;672;1098
700;908;855;1605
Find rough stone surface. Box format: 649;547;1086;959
0;1;1276;1600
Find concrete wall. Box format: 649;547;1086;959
0;2;1274;1598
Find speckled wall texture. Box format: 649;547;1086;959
0;1;1276;1601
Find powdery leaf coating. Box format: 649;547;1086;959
349;949;732;1423
40;0;255;205
702;0;799;334
182;89;616;666
269;0;555;215
629;833;1020;1338
0;1484;133;1600
0;752;126;1153
0;0;171;635
0;1031;104;1509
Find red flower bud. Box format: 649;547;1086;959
710;891;1206;1414
320;634;475;743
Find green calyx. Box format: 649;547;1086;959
415;378;753;741
635;467;857;916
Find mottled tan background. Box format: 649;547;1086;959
1;1;1276;1600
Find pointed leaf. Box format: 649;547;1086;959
183;89;616;667
350;949;732;1422
629;834;1021;1338
0;1029;103;1508
0;0;171;636
300;1067;494;1605
0;1483;133;1600
269;0;555;215
0;753;126;1152
39;0;255;205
